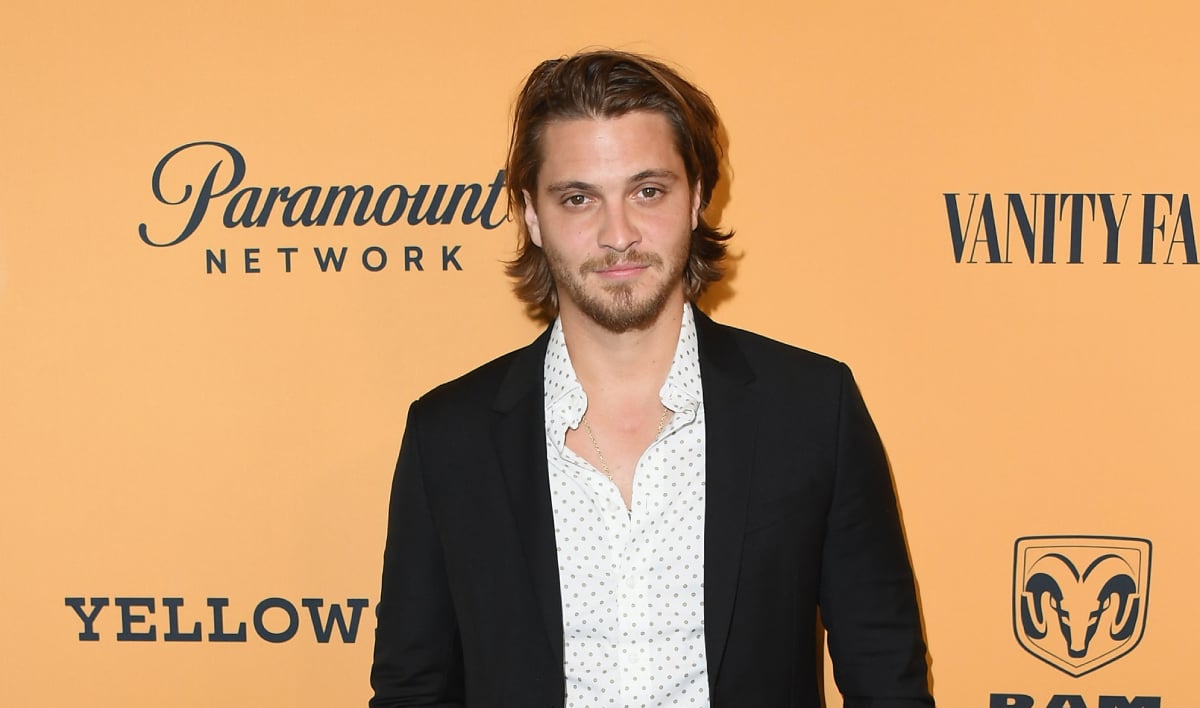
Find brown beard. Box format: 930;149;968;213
547;245;687;333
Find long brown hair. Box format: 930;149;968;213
505;50;732;321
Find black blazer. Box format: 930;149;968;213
371;310;934;707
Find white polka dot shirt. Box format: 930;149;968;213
543;305;709;707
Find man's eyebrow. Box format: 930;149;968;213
629;169;680;183
545;180;596;194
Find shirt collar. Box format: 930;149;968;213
543;304;703;447
543;318;587;447
661;303;703;414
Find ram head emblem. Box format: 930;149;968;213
1012;536;1151;677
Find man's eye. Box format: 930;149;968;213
639;187;661;199
564;194;588;206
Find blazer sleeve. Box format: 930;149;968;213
819;365;935;708
370;401;466;708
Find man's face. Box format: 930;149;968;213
524;111;700;333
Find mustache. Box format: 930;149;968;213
580;250;663;274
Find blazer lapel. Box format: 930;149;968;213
490;326;565;668
694;310;759;688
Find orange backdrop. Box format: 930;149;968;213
1;2;1194;706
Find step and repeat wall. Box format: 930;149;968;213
1;3;1193;706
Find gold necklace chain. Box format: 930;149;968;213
581;407;671;482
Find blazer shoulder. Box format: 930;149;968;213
704;316;851;384
410;328;548;424
414;349;517;414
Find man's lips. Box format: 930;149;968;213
594;262;650;277
584;252;660;278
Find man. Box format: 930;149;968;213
371;50;934;707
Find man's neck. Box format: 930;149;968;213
558;295;687;402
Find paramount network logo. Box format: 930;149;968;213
137;141;507;275
1012;536;1151;677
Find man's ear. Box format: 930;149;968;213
691;181;702;231
523;190;542;248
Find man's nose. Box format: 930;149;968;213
597;201;640;252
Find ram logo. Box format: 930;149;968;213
1013;535;1151;677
